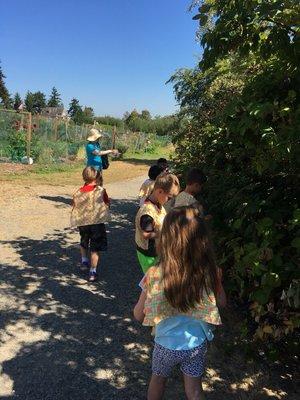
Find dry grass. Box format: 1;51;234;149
0;160;151;186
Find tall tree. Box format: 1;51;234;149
24;91;34;113
141;110;151;120
13;93;22;110
68;98;84;124
82;106;94;124
0;63;12;108
25;91;46;114
47;87;63;107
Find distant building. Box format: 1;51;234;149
40;107;69;119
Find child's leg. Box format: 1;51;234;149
181;342;207;400
183;375;205;400
90;251;99;270
147;375;167;400
78;227;90;270
88;224;107;281
80;246;88;260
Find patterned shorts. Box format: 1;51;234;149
152;341;207;378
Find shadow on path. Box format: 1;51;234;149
0;199;297;399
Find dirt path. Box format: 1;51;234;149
0;177;297;399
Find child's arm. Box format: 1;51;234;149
133;290;146;322
140;215;158;239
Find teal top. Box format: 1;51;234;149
154;315;214;350
86;142;102;170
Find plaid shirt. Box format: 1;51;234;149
141;266;222;327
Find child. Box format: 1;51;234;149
138;165;163;207
157;158;169;172
174;168;207;210
71;166;110;282
134;206;226;400
135;173;180;274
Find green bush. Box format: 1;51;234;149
170;0;300;347
7;129;27;160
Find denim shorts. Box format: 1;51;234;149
152;341;207;378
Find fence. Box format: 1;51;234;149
0;108;169;164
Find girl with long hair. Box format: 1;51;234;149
134;206;226;400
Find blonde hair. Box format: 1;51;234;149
154;173;180;194
82;166;100;184
158;206;218;312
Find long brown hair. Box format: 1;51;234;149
158;206;218;312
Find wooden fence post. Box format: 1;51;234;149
112;125;116;149
26;112;32;159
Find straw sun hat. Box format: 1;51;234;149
87;128;103;142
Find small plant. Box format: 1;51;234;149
7;129;27;161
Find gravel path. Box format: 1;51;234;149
0;177;297;399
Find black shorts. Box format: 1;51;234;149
79;223;107;252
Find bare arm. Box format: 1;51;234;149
133;290;147;322
92;149;117;156
141;231;157;240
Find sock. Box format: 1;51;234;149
90;268;97;274
82;256;89;263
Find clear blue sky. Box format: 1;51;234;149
1;0;201;117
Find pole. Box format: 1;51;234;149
112;125;116;149
26;112;32;159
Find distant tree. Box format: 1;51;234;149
13;93;22;110
68;98;85;124
25;91;46;114
81;107;94;124
0;63;12;108
95;115;123;128
25;91;34;113
141;109;151;120
48;87;63;107
68;98;81;118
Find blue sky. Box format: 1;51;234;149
1;0;201;117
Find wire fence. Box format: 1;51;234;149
0;109;170;164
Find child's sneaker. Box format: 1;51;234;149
88;270;98;282
80;261;89;273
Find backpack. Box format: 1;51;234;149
101;154;109;170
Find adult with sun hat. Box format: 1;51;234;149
86;128;118;171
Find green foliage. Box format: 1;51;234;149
0;63;12;108
171;0;300;344
25;91;47;114
13;93;22;110
47;87;63;107
7;129;27;160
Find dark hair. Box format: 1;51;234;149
186;168;207;186
148;165;163;180
157;158;168;165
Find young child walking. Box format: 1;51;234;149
134;206;226;400
138;165;163;207
71;166;110;282
135;173;180;274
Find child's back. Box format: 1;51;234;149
134;206;226;400
71;167;110;282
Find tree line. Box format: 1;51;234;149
0;63;175;135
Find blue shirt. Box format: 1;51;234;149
86;142;102;170
154;316;214;350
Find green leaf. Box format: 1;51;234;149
251;287;272;305
261;272;281;288
291;237;300;249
